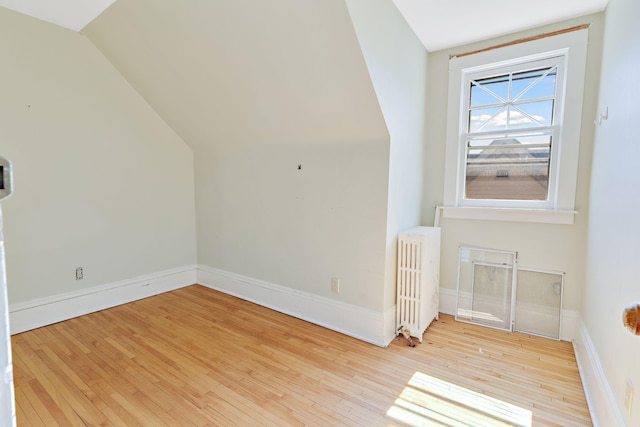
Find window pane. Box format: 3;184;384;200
506;106;538;128
468;67;557;133
515;269;563;339
456;247;516;331
513;67;557;101
470;75;509;107
469;106;504;132
465;135;551;201
511;100;554;128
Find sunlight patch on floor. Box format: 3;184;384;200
386;372;532;427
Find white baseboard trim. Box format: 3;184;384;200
197;265;392;347
384;304;398;346
438;287;578;341
573;317;625;427
560;310;579;342
439;287;457;316
9;265;197;335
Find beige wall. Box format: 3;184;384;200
583;0;640;424
0;8;197;303
85;0;392;311
423;14;604;316
345;0;428;310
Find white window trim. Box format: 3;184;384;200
442;29;588;224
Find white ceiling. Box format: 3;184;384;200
392;0;609;52
0;0;115;32
0;0;608;50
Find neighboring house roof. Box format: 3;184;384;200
465;138;549;200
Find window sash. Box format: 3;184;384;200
458;127;560;208
456;56;565;209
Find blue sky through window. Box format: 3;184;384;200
469;67;556;132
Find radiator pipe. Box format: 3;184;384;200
434;205;443;228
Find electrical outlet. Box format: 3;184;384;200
625;378;634;416
75;267;83;280
331;277;340;293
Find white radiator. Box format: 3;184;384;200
396;226;441;342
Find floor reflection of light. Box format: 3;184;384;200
456;309;505;324
386;372;532;427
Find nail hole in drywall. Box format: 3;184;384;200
297;164;302;170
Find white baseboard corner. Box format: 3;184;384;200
197;265;392;347
439;287;457;317
573;318;626;427
384;304;398;347
9;265;197;335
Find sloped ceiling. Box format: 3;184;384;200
81;0;388;148
0;0;608;52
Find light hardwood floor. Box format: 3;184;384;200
12;285;592;426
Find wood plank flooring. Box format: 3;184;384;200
11;285;592;426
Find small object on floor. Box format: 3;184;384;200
397;326;416;347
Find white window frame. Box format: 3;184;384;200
442;29;588;224
459;55;565;209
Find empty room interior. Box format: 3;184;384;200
0;0;638;425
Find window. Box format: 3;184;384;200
442;28;588;224
462;57;563;207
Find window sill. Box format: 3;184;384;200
440;206;577;225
